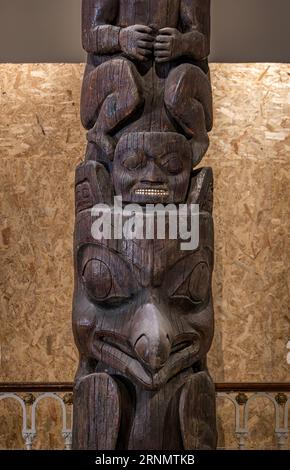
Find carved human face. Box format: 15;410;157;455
113;132;192;204
73;210;214;391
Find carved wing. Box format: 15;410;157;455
73;373;121;450
179;371;217;450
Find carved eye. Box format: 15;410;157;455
123;153;146;170
161;154;183;174
171;262;210;304
82;259;112;300
188;263;210;302
81;253;136;306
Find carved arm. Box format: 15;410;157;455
82;0;121;54
155;0;211;63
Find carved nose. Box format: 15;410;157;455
130;303;172;372
141;161;165;184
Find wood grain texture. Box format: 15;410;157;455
73;373;122;450
72;0;216;450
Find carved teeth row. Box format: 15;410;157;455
135;189;169;196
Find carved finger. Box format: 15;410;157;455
154;50;170;58
137;47;152;56
154;43;170;51
155;35;171;43
137;33;155;42
134;25;153;34
137;40;153;49
158;27;176;36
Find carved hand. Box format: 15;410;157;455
119;25;154;62
154;28;185;63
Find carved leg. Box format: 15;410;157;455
81;59;144;132
164;64;213;165
179;371;217;450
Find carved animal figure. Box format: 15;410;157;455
81;0;212;166
73;162;217;450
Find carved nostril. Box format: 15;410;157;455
134;334;150;364
134;333;171;372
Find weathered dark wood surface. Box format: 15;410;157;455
72;0;216;450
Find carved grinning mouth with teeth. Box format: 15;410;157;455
134;188;169;196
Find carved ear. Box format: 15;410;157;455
86;130;116;163
190;135;210;167
187;167;213;214
75;160;114;213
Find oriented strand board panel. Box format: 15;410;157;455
204;64;290;383
0;64;85;382
0;64;289;388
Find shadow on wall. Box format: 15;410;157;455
0;0;290;63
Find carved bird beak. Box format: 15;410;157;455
129;303;173;373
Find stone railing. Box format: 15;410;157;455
0;383;289;450
216;383;290;450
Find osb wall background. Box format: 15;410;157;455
0;63;289;449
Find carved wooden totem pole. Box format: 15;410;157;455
72;0;217;450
